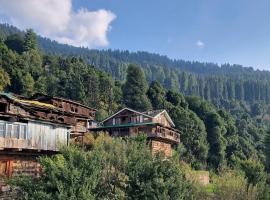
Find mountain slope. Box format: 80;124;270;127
1;23;270;105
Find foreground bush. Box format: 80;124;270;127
10;134;193;200
212;170;259;200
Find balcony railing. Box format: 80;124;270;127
148;128;180;143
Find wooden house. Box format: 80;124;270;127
0;93;96;178
90;108;180;157
30;93;97;137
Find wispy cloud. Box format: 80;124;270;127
196;40;205;48
0;0;116;48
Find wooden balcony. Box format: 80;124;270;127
148;126;180;144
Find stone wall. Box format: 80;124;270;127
151;140;172;157
0;184;22;200
0;155;41;200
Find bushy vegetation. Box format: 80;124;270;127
10;135;193;200
10;135;270;200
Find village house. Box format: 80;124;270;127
0;93;96;179
90;108;180;157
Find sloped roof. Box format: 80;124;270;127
142;109;164;117
31;93;97;111
101;108;175;127
0;93;55;109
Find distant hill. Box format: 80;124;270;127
1;23;270;104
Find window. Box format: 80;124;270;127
12;124;20;139
0;121;28;139
140;115;143;123
115;118;121;124
136;116;140;123
0;123;5;137
6;124;12;138
20;125;27;139
0;103;6;113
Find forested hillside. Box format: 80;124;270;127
1;24;270;199
0;25;269;170
1;23;270;108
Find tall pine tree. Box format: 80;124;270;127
23;29;37;51
123;64;152;111
147;81;166;109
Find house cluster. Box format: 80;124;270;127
0;93;180;180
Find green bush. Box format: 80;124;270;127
10;134;193;200
212;170;259;200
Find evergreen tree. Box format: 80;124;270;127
23;29;37;51
4;33;24;54
122;64;152;111
0;67;10;91
264;130;270;171
147;81;166;109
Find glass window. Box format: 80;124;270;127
140;115;143;122
20;125;27;139
12;124;20;139
0;122;5;137
116;118;121;124
136;116;140;123
6;124;12;138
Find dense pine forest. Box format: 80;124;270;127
1;23;270;199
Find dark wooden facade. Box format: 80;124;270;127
31;94;97;137
90;108;180;157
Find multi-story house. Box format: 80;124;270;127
90;108;180;157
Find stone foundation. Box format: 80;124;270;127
151;140;172;157
0;155;41;200
0;155;41;178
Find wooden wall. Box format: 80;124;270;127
153;112;171;127
0;120;69;151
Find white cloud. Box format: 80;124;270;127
196;40;205;48
0;0;116;48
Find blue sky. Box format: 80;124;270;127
74;0;270;70
1;0;270;70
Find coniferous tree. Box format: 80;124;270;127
23;29;37;51
0;67;10;91
4;33;24;54
147;81;166;109
122;64;152;111
264;130;270;171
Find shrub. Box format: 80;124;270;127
212;170;259;200
10;134;193;200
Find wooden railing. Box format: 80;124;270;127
148;128;180;143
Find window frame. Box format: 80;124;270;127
0;121;28;140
